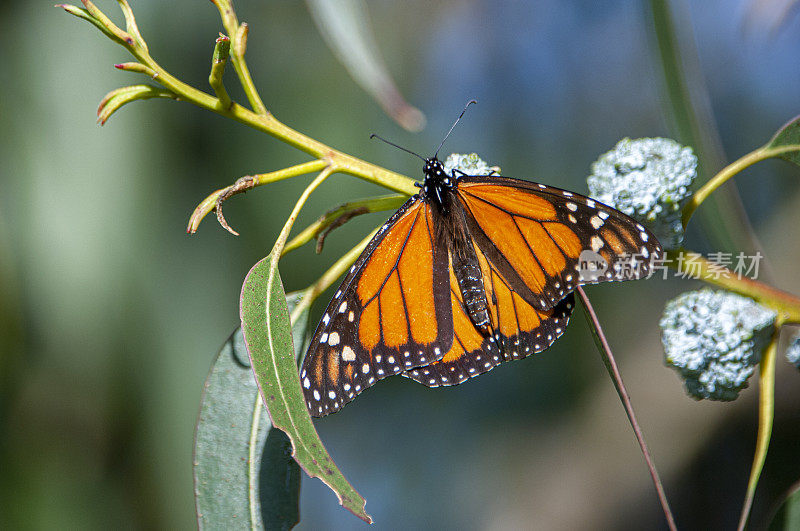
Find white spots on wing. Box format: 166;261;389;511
590;216;604;229
598;211;609;220
335;290;342;299
328;332;340;346
434;347;441;356
641;246;649;258
338;301;347;313
322;313;330;325
566;202;578;211
313;390;320;401
375;355;382;363
303;377;310;389
586;199;596;208
640;231;649;242
328;390;336;399
568;214;577;224
348;311;355;322
565;273;573;282
387;355;395;364
320;332;328;344
538;184;546;189
591;235;604;251
562;191;573;197
341;345;356;362
344;383;351;391
361;363;370;374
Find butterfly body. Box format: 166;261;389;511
300;156;662;417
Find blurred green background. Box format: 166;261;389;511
2;1;800;529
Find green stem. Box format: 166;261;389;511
682;145;800;227
209;35;232;110
230;23;267;116
666;249;800;323
737;330;780;531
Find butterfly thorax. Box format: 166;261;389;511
421;157;456;214
421;157;492;333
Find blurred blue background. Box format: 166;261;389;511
2;0;800;529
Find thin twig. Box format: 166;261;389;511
214;175;257;236
576;286;677;531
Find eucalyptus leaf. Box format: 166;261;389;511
193;329;280;529
306;0;424;132
240;255;372;524
765;114;800;166
193;289;310;530
769;481;800;531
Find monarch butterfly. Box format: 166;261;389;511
300;105;663;417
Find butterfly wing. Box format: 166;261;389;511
300;197;453;417
455;176;663;311
404;243;574;387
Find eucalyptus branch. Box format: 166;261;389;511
666;249;800;323
60;0;417;207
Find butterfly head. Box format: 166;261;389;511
422;157;456;212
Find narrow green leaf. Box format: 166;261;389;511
240;256;372;524
765;114;800;166
769;482;800;530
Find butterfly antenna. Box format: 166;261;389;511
369;134;426;161
434;99;477;158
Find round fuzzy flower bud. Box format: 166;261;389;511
444;153;496;175
786;331;800;370
587;137;696;250
660;289;776;401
